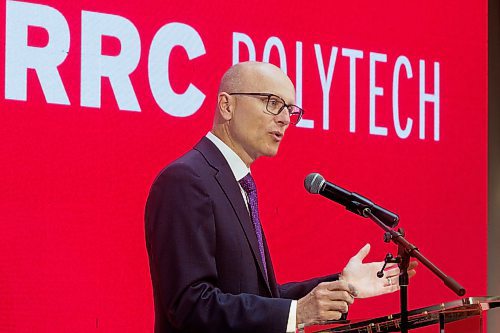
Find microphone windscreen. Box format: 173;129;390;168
304;173;325;194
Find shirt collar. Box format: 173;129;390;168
206;132;250;181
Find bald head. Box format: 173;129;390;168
214;62;296;125
218;61;295;96
211;61;296;166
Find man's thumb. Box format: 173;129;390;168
350;243;370;263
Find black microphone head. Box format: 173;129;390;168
304;173;325;194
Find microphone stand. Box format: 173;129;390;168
347;202;466;333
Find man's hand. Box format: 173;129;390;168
341;244;418;298
296;280;356;326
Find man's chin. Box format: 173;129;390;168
254;142;282;160
263;146;280;158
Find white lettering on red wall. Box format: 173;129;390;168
4;0;441;141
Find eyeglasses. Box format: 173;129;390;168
228;92;304;125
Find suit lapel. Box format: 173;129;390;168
261;231;280;297
194;137;272;294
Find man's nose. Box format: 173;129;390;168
275;108;291;126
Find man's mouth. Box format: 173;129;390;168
270;131;284;142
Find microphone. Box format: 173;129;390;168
304;173;399;228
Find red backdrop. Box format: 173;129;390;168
0;0;487;332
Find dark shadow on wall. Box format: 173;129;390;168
488;0;500;332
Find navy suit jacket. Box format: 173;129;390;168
145;137;338;333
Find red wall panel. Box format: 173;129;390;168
0;0;487;332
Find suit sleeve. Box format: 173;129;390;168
277;274;340;300
145;164;291;333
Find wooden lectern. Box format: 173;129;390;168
300;296;500;333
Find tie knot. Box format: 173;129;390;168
239;173;256;194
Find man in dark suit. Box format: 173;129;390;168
145;61;415;333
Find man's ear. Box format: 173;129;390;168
217;92;233;121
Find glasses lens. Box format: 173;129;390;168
288;106;303;125
266;95;285;114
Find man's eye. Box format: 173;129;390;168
268;98;281;108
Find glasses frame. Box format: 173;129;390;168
228;92;304;125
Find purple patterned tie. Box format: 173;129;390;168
239;173;268;281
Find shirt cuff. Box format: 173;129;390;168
286;300;297;332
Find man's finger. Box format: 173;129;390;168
384;266;401;277
383;284;400;293
319;310;344;321
385;260;418;278
349;243;371;263
325;290;355;304
384;262;398;270
322;280;351;292
322;300;350;313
